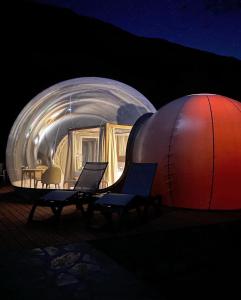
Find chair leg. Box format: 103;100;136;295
85;201;95;225
79;195;93;217
142;203;150;221
51;206;63;223
27;203;38;223
76;202;86;215
118;207;127;229
152;196;162;217
101;208;113;228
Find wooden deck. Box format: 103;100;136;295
0;186;112;251
1;185;241;252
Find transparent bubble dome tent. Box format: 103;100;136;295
6;77;156;189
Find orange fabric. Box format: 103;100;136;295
169;96;213;209
131;94;241;210
210;96;241;209
132;96;187;206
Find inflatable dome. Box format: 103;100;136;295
7;77;155;189
132;94;241;210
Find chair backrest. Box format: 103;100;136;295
41;165;62;185
74;162;108;193
122;163;157;197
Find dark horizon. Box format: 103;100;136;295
34;0;241;60
2;0;241;162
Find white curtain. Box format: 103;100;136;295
73;129;100;171
105;124;118;186
117;134;129;157
62;125;131;188
98;126;106;163
82;138;98;163
115;134;129;180
73;131;82;173
53;135;68;174
64;130;75;185
64;128;101;187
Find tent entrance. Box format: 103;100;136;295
57;123;132;189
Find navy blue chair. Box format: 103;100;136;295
92;163;158;227
27;162;108;223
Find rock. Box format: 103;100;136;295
51;252;81;270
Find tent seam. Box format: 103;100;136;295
207;96;215;210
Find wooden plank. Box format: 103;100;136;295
0;197;99;251
10;202;80;247
3;203;40;249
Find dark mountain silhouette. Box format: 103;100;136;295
2;0;241;161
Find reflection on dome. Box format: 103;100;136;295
6;77;156;189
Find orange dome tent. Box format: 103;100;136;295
131;94;241;210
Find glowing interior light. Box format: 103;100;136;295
46;118;53;125
34;136;39;145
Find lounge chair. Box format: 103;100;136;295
27;162;108;223
90;162;158;227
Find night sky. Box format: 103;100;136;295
35;0;241;59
